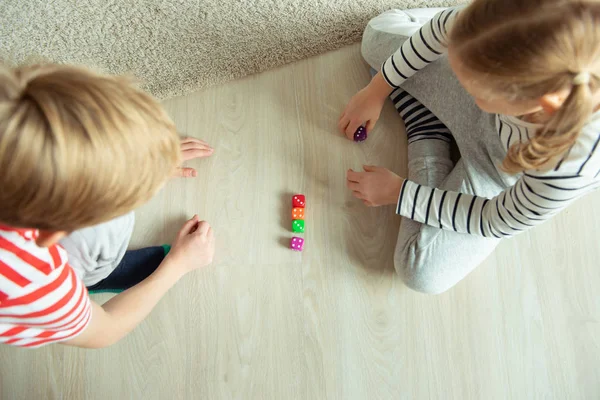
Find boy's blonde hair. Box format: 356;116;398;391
449;0;600;173
0;64;181;231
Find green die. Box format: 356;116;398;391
292;219;305;233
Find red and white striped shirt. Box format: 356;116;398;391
0;225;91;348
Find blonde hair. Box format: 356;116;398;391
449;0;600;173
0;64;181;231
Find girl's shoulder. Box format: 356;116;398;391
549;112;600;178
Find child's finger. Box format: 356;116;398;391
345;120;362;137
346;169;362;183
174;167;198;178
194;221;211;236
181;141;212;152
363;200;374;207
178;215;200;237
363;165;378;172
365;119;376;132
346;180;360;191
352;190;365;200
182;148;214;160
338;116;350;134
181;137;209;146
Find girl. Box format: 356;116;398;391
339;0;600;294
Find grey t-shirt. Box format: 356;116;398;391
59;212;135;287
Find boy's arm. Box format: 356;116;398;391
63;216;214;349
63;258;183;348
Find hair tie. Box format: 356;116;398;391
573;71;591;86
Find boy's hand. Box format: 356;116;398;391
347;166;405;207
63;215;215;349
167;215;215;274
175;137;214;178
338;72;391;140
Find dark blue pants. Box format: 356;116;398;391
87;246;169;292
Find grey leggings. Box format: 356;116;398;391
362;10;518;294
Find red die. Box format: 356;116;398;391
292;194;306;208
292;207;305;220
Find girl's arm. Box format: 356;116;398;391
380;7;461;89
339;7;462;139
397;119;600;238
396;171;599;238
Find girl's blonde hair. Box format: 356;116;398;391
0;64;181;231
449;0;600;173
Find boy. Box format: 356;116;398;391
0;63;215;348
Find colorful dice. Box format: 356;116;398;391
292;207;305;220
354;126;367;142
290;194;306;251
293;194;306;208
292;219;305;233
290;237;304;251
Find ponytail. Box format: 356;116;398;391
503;74;597;173
448;0;600;174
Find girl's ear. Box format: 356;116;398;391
539;91;568;116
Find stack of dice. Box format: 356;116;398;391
290;194;305;252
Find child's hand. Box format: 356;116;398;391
338;72;391;140
174;137;214;178
167;215;215;273
346;166;405;207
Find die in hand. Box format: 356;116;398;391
354;126;367;142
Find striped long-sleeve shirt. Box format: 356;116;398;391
383;7;600;238
0;226;92;347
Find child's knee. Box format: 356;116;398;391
395;262;450;295
394;260;448;294
361;10;418;70
393;240;452;295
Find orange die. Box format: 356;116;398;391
292;207;305;220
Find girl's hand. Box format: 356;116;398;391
338;72;392;140
174;137;214;178
347;166;405;207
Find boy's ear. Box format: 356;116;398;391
36;230;68;247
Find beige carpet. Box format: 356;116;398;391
0;0;463;99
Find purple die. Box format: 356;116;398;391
290;236;304;252
353;126;368;142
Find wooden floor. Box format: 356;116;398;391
2;45;599;400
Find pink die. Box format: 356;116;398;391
290;237;304;252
